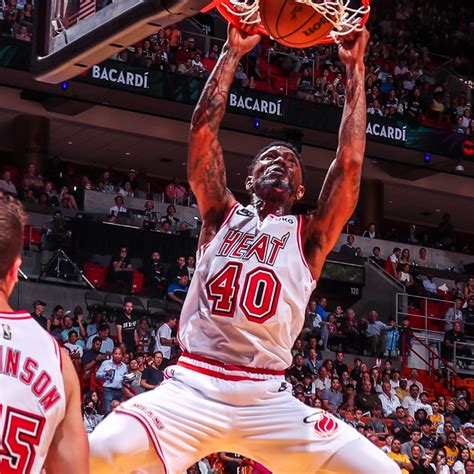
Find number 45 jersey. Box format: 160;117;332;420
0;312;65;473
178;203;316;371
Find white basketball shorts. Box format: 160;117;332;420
92;353;399;473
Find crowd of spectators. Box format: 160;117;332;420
106;247;195;299
303;293;474;363
287;297;474;473
340;228;474;331
0;161;195;216
28;287;474;473
110;18;472;134
2;0;471;134
342;216;473;260
117;3;471;134
0;0;33;42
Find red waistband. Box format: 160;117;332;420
179;351;285;376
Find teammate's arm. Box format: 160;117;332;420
188;25;260;247
303;29;370;278
44;349;89;473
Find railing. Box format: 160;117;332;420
265;49;319;96
396;293;457;336
427;50;473;94
453;341;474;376
368;259;405;290
401;331;458;387
180;29;321;96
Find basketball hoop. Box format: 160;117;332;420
202;0;370;43
202;0;268;34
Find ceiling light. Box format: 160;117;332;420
67;141;72;145
436;209;441;212
388;200;392;204
455;161;464;173
125;152;131;156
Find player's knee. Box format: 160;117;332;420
322;438;399;474
89;412;156;471
89;422;115;467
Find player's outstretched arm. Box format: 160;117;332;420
304;28;370;278
44;349;89;473
188;24;260;246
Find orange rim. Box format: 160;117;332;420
201;0;371;43
201;0;269;35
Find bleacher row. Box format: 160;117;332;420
84;291;168;323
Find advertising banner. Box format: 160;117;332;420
1;39;471;160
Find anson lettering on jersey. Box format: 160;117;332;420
216;230;290;265
0;345;62;411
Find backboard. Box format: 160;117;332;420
32;0;210;84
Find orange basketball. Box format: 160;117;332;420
259;0;334;48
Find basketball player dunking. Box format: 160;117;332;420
90;26;398;473
0;194;88;473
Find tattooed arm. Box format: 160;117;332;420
188;25;260;247
304;29;370;278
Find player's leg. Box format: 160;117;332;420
89;411;162;473
319;437;399;474
90;372;226;473
236;381;399;474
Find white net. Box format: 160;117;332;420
222;0;370;40
222;0;261;26
297;0;371;39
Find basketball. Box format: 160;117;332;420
259;0;334;48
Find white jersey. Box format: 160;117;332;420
179;203;316;370
0;311;66;473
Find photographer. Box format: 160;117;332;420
123;359;144;400
41;209;72;251
40;210;73;274
82;336;108;381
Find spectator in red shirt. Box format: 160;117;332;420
384;247;401;277
165;176;188;204
203;50;218;73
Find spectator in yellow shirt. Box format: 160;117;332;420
429;401;444;431
396;379;410;401
387;438;413;474
444;431;460;467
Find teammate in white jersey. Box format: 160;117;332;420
0;194;88;473
90;26;398;473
